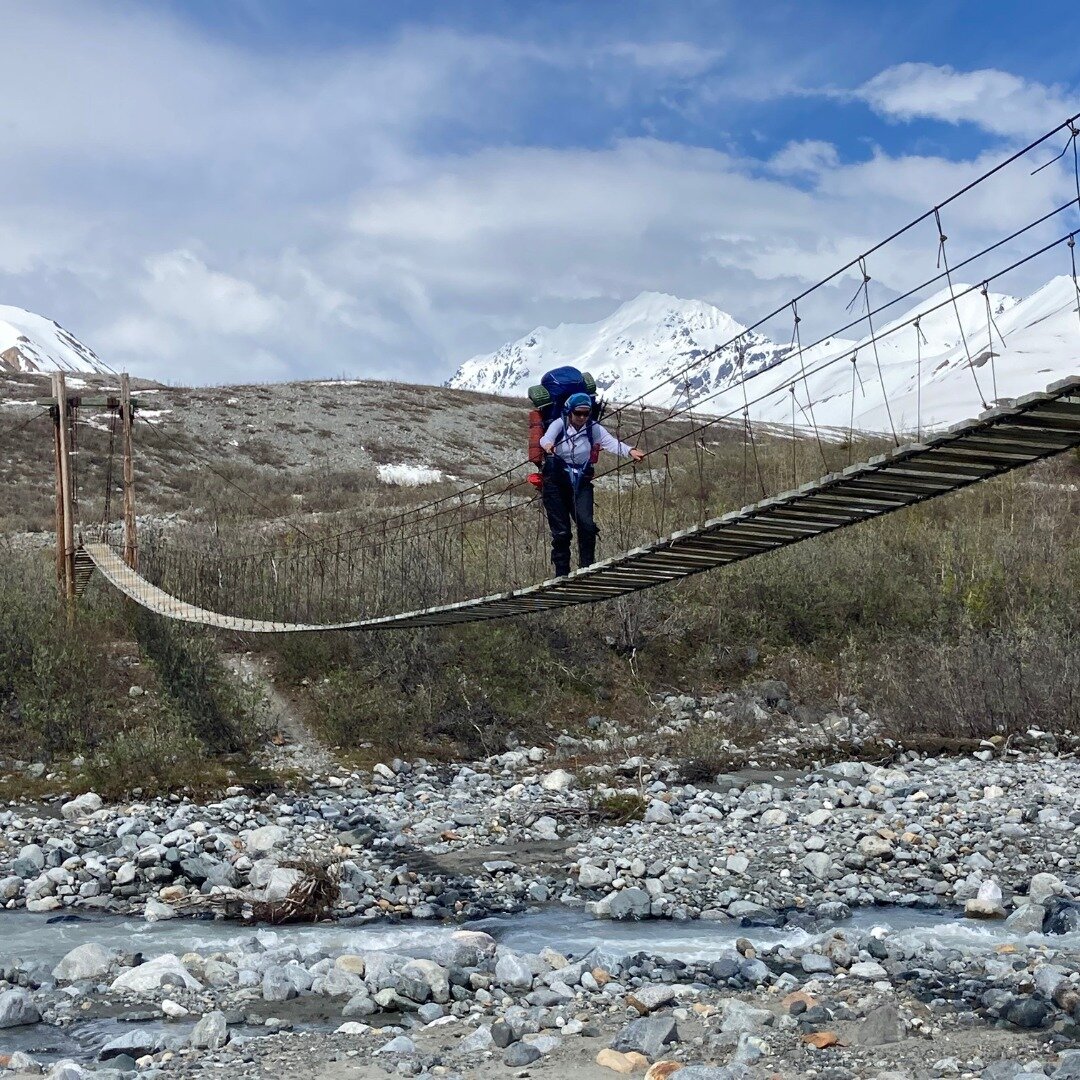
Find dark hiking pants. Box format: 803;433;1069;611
542;466;596;577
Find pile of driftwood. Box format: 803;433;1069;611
248;858;341;925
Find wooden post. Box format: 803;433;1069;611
51;373;67;594
55;373;76;604
121;373;138;569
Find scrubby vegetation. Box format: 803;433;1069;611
2;376;1077;797
0;544;264;797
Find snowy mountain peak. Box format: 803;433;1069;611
447;292;763;402
447;280;1078;433
0;306;111;376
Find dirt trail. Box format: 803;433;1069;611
224;652;341;776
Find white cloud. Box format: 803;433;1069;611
769;140;840;176
139;251;282;336
1;5;1076;389
857;63;1077;137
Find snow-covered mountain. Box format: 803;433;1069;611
0;306;110;376
448;286;1079;433
449;292;852;408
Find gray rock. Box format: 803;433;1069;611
417;1002;445;1023
801;852;832;880
495;952;534;990
1044;899;1080;935
611;1015;680;1058
1029;872;1065;906
0;875;23;900
578;864;612;888
99;1029;160;1059
504;1042;542;1066
45;1062;91;1080
460;1024;494;1052
374;1035;416;1056
190;1010;228;1051
852;1002;902;1046
53;943;112;983
644;800;674;824
342;991;375;1017
0;988;41;1028
671;1069;742;1080
1005;903;1047;933
801;952;834;974
399;958;449;1004
246;824;287;855
1004;997;1051;1029
719;999;772;1034
628;984;677;1012
262;968;297;1002
1053;1049;1080;1078
602;887;652;920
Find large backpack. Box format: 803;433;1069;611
526;366;601;467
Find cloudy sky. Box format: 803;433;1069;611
2;0;1078;385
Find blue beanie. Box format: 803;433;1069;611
566;392;592;412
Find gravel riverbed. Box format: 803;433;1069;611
3;695;1080;1079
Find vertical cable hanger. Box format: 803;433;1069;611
789;299;830;472
934;206;988;410
913;319;927;442
981;282;1007;406
848;256;899;444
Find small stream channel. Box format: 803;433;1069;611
2;905;1077;1066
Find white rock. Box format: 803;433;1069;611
53;943;113;983
335;1021;371;1034
246;824;287;856
144;898;176;922
540;769;576;792
161;1000;189;1019
644;800;674;825
60;792;102;820
726;854;749;875
579;864;613;888
760;808;788;828
110;953;202;992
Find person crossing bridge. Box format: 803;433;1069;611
539;391;645;578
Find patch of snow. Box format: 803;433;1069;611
377;463;444;486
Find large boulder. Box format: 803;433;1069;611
246;824;288;856
611;1016;680;1059
60;792;103;820
110;954;202;992
53;943;113;983
1045;899;1080;935
190;1010;229;1051
0;988;41;1028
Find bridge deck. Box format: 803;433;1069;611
84;376;1080;632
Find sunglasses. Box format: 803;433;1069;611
571;408;591;416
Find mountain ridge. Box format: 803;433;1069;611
447;284;1078;432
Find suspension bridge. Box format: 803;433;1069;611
29;112;1080;633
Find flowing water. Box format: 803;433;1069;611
2;905;1077;1066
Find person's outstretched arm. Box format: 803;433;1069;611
594;422;645;462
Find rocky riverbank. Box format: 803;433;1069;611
3;693;1080;1078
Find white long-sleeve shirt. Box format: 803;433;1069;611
540;418;633;468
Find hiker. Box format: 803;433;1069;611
539;392;645;577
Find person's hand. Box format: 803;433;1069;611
630;448;646;463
